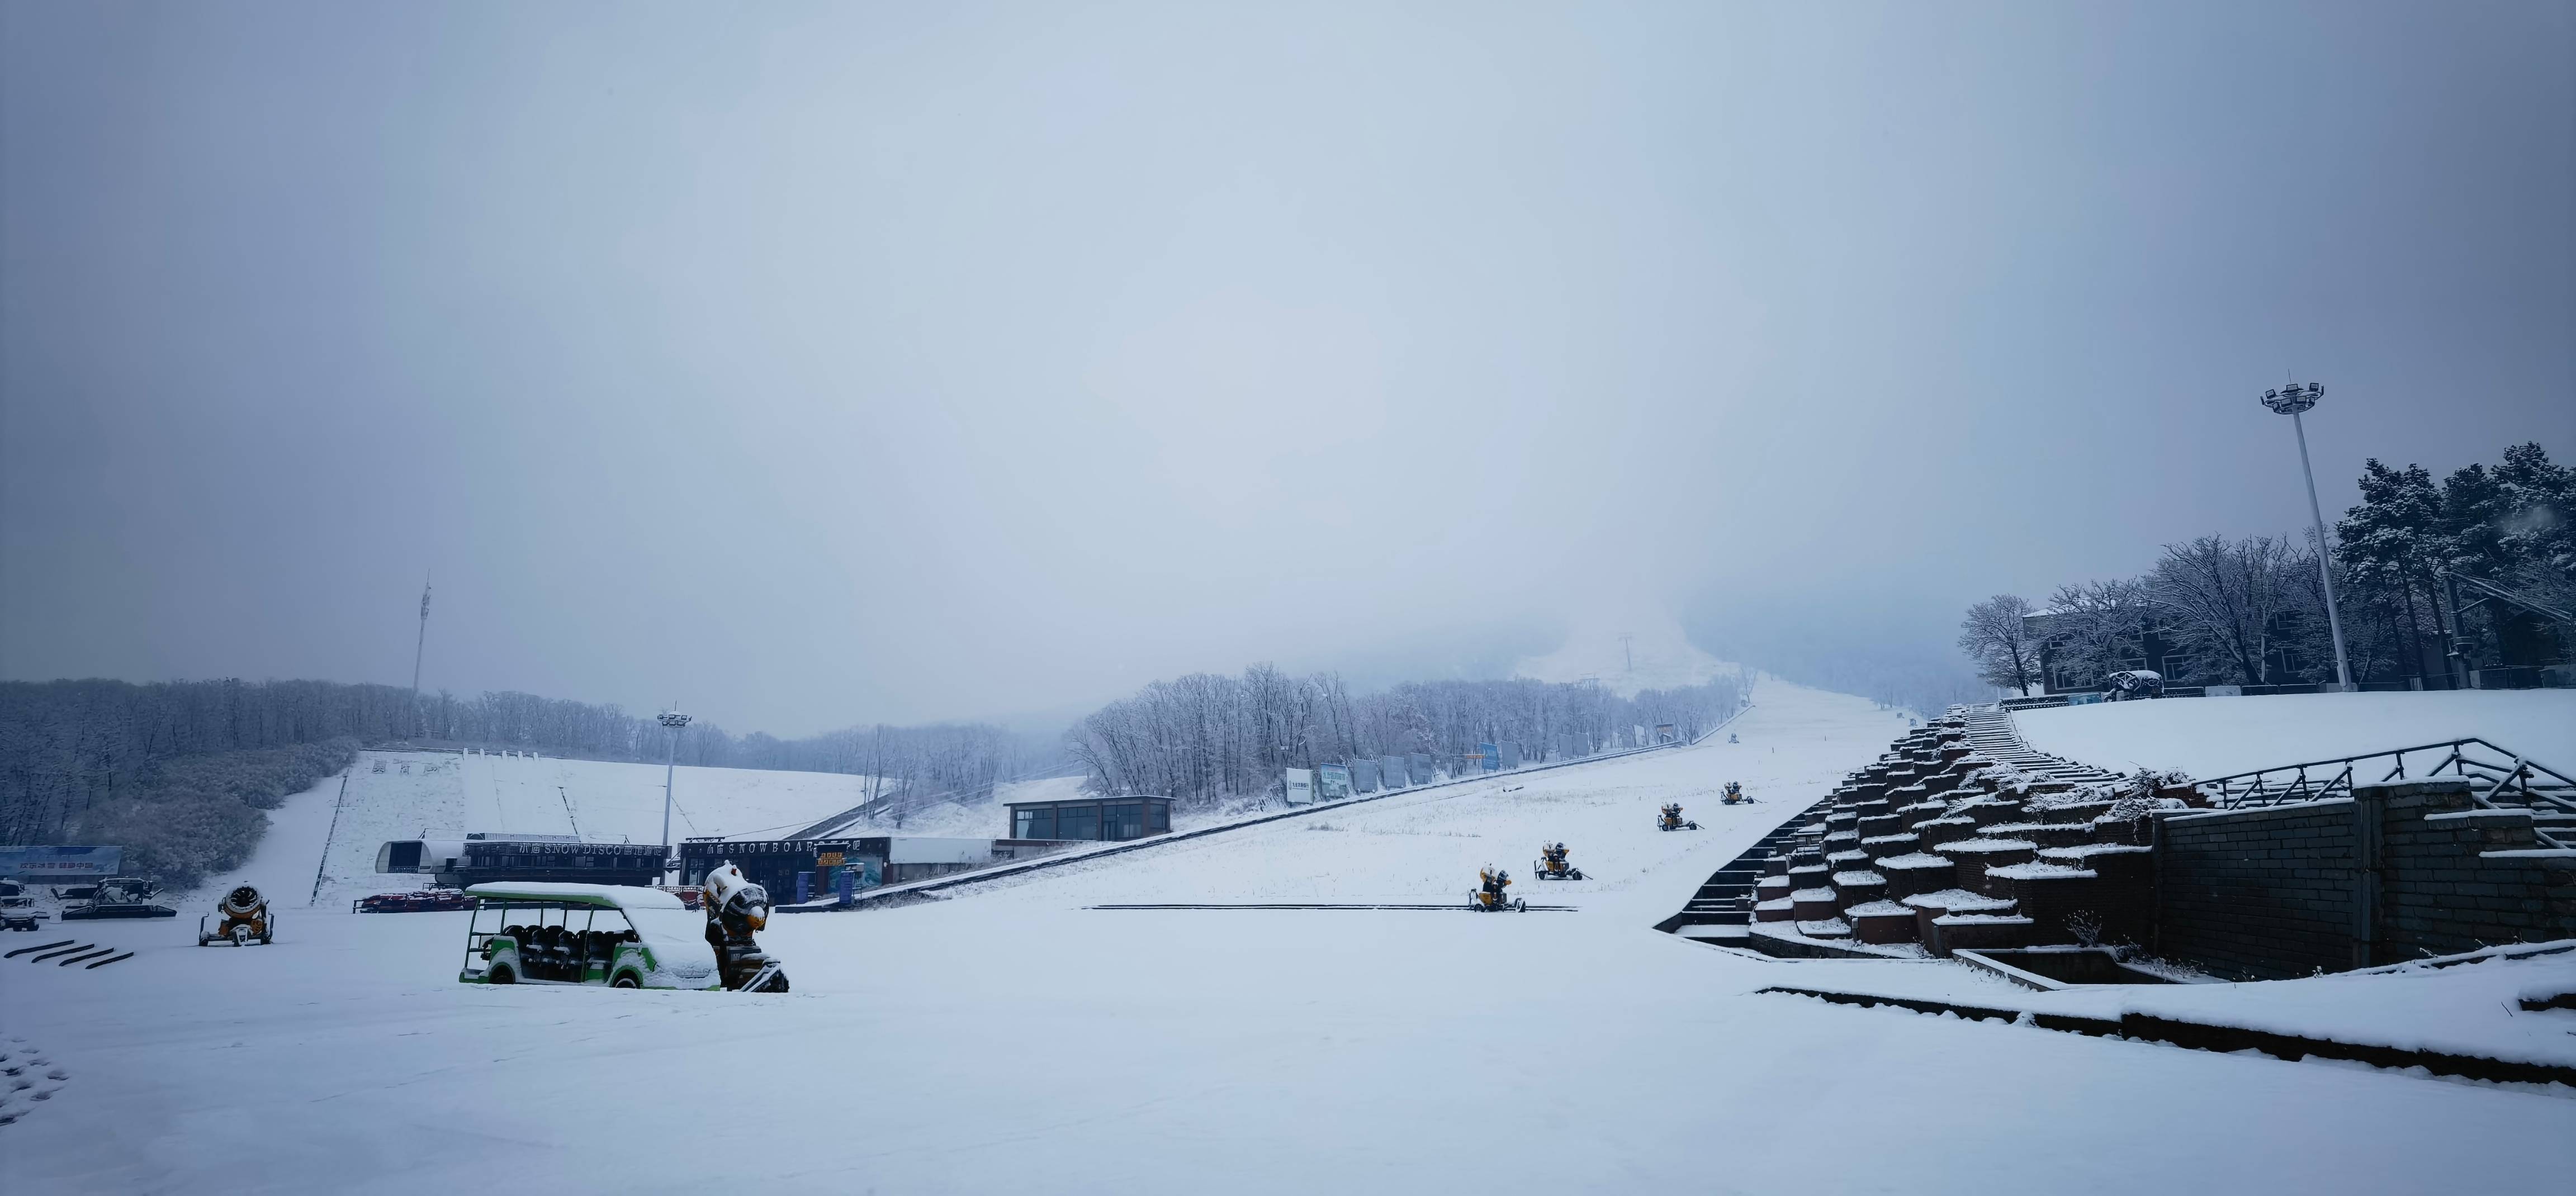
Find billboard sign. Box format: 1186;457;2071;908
1350;759;1379;794
0;846;122;882
1478;743;1500;772
1317;763;1351;800
1381;755;1411;790
1499;742;1522;769
1282;768;1315;805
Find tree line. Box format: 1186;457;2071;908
1065;663;1746;807
1957;442;2572;694
0;676;1045;857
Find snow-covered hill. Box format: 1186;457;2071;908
2014;689;2576;779
1516;605;1741;697
302;751;887;904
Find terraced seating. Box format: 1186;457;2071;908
1721;707;2164;957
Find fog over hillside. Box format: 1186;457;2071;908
3;3;2567;738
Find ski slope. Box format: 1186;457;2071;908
2014;689;2576;779
6;680;2569;1194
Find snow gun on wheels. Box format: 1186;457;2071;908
1720;781;1750;805
1467;865;1526;912
1532;842;1584;881
198;885;273;946
1657;803;1699;832
702;862;789;992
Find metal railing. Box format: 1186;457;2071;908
2195;738;2575;848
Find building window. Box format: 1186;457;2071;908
1145;803;1169;833
1105;803;1144;840
1015;808;1057;839
1056;804;1100;840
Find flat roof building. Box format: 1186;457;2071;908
1005;795;1173;843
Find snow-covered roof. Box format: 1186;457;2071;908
463;881;687;910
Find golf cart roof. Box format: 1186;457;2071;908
463;882;685;911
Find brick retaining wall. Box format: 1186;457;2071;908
2154;779;2576;980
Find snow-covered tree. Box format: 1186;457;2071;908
1955;595;2043;696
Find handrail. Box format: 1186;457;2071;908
2194;737;2573;793
2194;737;2574;848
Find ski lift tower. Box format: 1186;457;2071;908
2259;381;2354;691
658;708;693;881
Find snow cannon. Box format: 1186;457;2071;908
1721;781;1749;805
1656;803;1699;832
702;862;789;992
198;885;273;946
1532;842;1584;881
1468;865;1526;912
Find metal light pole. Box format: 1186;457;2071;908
658;708;692;881
2260;381;2354;690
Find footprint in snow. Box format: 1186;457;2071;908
0;1040;64;1126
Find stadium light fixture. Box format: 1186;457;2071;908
659;708;693;880
2259;381;2354;691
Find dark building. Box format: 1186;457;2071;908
679;836;1058;904
375;834;667;889
1005;795;1174;842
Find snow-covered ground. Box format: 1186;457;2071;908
7;681;2569;1194
2014;689;2576;779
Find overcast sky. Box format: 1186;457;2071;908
4;2;2569;735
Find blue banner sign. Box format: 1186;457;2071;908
0;845;124;881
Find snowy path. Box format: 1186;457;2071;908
7;681;2569;1194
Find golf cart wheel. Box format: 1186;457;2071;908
611;973;641;989
488;963;516;984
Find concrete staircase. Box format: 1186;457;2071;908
1731;708;2170;957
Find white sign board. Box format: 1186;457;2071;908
1282;768;1315;805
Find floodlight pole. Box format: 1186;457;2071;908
2260;382;2353;690
659;708;692;881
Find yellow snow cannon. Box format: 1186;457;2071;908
1532;842;1584;881
1467;865;1526;912
198;885;273;946
1721;781;1749;805
1657;803;1699;832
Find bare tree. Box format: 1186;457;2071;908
2147;534;2304;686
1956;594;2043;696
2043;578;2149;689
